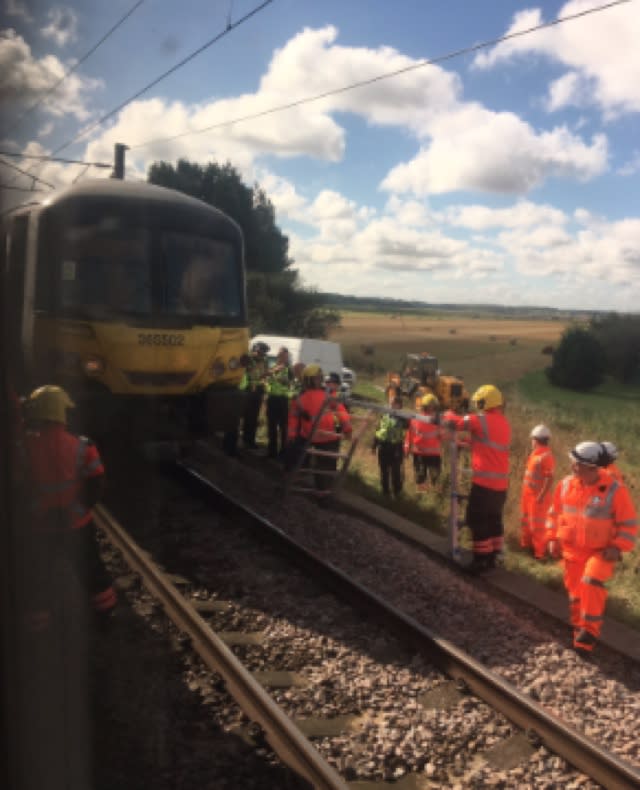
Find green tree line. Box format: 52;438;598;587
148;159;340;337
547;314;640;391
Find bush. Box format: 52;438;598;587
546;326;606;391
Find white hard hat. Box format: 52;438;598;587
530;424;551;440
569;441;602;467
601;441;618;460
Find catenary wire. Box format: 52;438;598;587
5;0;146;137
48;0;275;157
0;183;48;193
0;158;56;189
130;0;633;150
0;151;111;168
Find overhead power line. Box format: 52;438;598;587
0;150;111;168
131;0;632;150
6;0;146;136
0;158;56;189
50;0;275;157
0;183;48;193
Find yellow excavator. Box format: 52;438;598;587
386;352;469;412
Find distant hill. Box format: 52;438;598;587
319;292;597;322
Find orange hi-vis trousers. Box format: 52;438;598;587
562;547;616;647
520;492;551;559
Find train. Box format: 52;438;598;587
1;178;249;440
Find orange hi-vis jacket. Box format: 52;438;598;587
404;416;441;456
604;463;625;484
26;424;105;529
521;445;554;502
296;389;351;444
546;470;637;553
449;410;510;491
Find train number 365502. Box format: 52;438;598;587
137;333;185;346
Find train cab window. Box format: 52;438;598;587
163;232;242;319
54;223;152;318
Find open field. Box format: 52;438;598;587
327;310;640;629
331;310;566;392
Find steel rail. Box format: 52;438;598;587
173;461;640;790
94;505;349;790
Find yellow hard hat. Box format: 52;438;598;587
472;384;503;410
302;364;322;379
27;385;75;424
420;393;438;408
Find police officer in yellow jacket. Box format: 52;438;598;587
266;346;292;459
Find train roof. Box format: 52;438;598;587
40;178;230;216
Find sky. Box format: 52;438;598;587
1;0;640;312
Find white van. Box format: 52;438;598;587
250;334;354;396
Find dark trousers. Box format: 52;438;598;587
30;518;115;617
266;395;289;458
242;387;264;446
377;442;404;495
413;454;441;484
466;483;507;558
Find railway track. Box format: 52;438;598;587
95;457;640;788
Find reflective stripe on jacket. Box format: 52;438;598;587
26;424;104;529
267;366;292;397
404;417;441;456
522;446;554;496
375;414;405;445
449;409;510;491
297;389;339;444
546;470;637;552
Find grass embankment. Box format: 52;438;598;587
344;365;640;632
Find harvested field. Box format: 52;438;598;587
331;312;567;389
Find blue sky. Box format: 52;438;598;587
2;0;640;311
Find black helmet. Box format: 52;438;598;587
251;341;270;354
326;372;341;385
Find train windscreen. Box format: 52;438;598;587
39;212;243;323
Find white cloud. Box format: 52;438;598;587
0;28;101;121
381;105;608;195
444;200;567;230
473;1;640;118
618;151;640;177
40;6;78;48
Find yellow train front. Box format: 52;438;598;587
6;179;249;440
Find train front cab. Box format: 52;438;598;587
22;180;250;441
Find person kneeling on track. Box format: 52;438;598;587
520;424;555;560
24;385;117;630
546;441;637;655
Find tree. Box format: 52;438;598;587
148;159;337;337
546;326;606;391
590;313;640;384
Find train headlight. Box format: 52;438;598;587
227;356;240;371
83;356;105;376
211;358;226;378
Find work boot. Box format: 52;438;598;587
573;628;597;655
464;555;490;575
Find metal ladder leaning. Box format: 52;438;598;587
284;398;375;499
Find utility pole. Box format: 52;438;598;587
111;143;128;179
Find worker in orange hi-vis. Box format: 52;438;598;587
520;424;555;559
546;441;637;655
444;384;511;573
